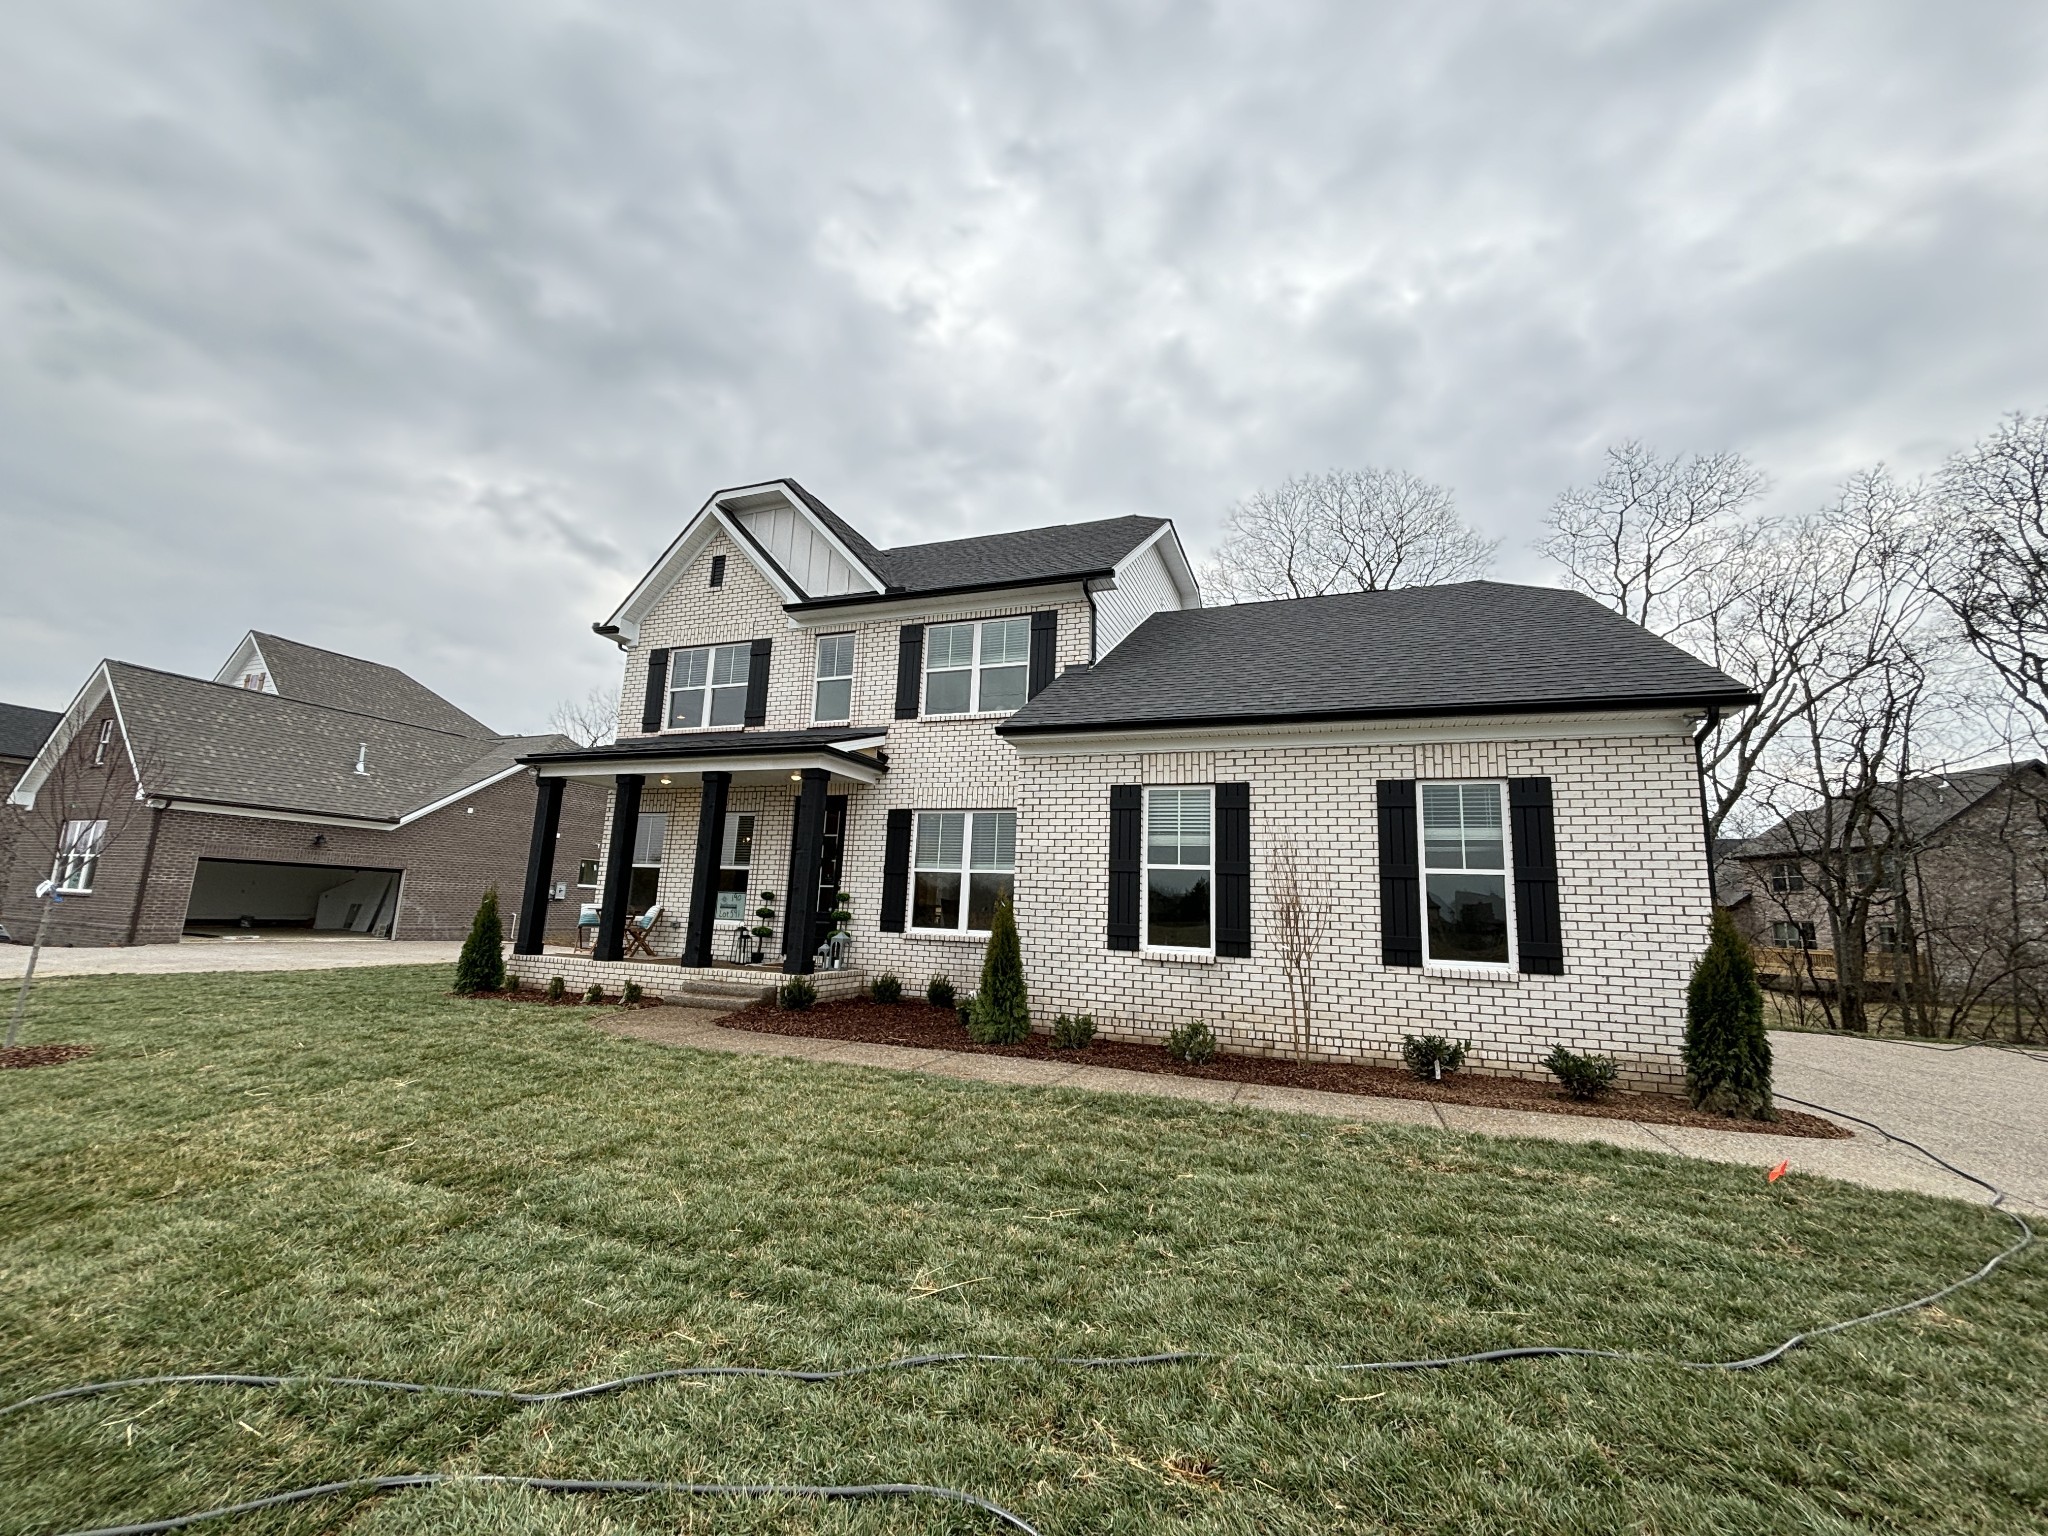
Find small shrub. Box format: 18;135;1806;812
621;980;643;1005
1402;1033;1468;1081
1051;1012;1096;1050
1166;1019;1218;1065
870;973;902;1005
967;897;1030;1044
545;976;566;1002
779;976;817;1011
1544;1045;1618;1100
503;974;522;995
956;993;977;1031
1686;908;1774;1119
453;887;505;994
926;974;956;1009
582;983;606;1005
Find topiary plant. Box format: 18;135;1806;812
1052;1012;1096;1050
546;975;566;1002
453;887;506;994
1543;1045;1618;1100
1402;1033;1468;1082
870;973;902;1004
779;975;817;1011
966;896;1030;1044
926;974;956;1010
1685;907;1774;1119
1166;1019;1218;1064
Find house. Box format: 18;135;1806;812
0;701;64;941
4;633;606;946
508;480;1754;1089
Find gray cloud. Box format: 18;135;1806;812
2;1;2044;729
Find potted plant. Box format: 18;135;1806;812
751;889;776;965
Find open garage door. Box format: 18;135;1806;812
185;858;402;936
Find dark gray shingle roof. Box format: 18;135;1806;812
109;662;569;823
252;633;496;738
1737;761;2048;856
0;701;61;761
1000;582;1756;735
521;727;882;767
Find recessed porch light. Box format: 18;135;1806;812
659;776;672;785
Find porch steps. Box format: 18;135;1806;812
504;949;865;1012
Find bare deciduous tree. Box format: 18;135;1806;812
1202;468;1497;603
546;684;621;747
1270;838;1332;1063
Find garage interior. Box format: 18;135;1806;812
184;859;402;937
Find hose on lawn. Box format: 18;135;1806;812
6;1097;2035;1536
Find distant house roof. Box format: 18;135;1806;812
0;701;61;761
790;507;1171;607
1737;761;2048;857
242;632;497;737
999;582;1757;736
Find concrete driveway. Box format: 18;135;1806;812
0;936;460;978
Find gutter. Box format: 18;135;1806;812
1694;706;1722;905
996;689;1763;738
783;567;1120;613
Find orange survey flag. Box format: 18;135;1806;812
1766;1160;1790;1183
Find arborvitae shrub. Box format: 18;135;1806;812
453;888;505;994
621;980;643;1005
1052;1012;1096;1049
583;983;605;1005
779;975;817;1011
1402;1033;1468;1081
1544;1045;1619;1100
1686;908;1775;1119
1166;1019;1218;1064
925;975;956;1009
546;976;566;1002
966;897;1030;1044
871;973;902;1005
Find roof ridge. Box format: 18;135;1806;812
105;659;497;741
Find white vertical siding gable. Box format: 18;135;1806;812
1095;536;1190;657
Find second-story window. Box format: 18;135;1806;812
668;643;752;729
924;617;1030;716
1768;860;1804;893
813;634;855;724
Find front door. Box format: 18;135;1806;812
781;794;847;961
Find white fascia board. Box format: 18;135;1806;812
1120;520;1201;608
717;482;886;594
393;762;532;826
7;664;125;809
535;749;887;785
212;631;268;686
157;800;399;830
782;580;1094;630
1004;708;1700;758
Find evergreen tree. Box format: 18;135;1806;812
454;887;506;995
967;895;1030;1044
1685;907;1773;1118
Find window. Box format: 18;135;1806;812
715;813;755;920
1144;787;1212;951
911;810;1015;932
53;819;107;894
1850;849;1893;887
628;812;667;913
576;859;599;888
1876;924;1900;952
1768;860;1805;893
239;671;267;691
709;553;727;588
92;719;114;766
667;644;752;729
813;633;855;724
1421;782;1512;967
1772;920;1818;949
923;617;1030;716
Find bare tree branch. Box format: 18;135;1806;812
546;684;621;747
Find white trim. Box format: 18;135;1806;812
1005;708;1700;758
908;808;1016;935
157;800;397;829
534;749;888;785
1417;778;1518;975
1112;521;1202;608
809;630;857;726
8;664;142;809
660;640;757;731
1140;784;1214;958
393;763;531;826
212;632;277;691
920;615;1032;719
782;580;1092;630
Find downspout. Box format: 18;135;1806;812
1693;708;1721;906
122;801;166;946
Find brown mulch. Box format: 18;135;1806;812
0;1043;97;1070
468;989;668;1008
717;1000;1849;1139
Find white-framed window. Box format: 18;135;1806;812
92;719;115;766
911;810;1015;932
813;633;855;724
577;859;599;888
53;819;107;894
628;812;667;913
1772;920;1817;949
1143;787;1212;953
1768;860;1804;893
667;644;752;730
923;617;1030;716
715;813;756;921
1420;781;1514;969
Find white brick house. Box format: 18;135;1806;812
509;480;1755;1087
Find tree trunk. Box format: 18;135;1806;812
4;896;56;1051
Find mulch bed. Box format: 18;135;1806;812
467;989;668;1008
717;1000;1849;1139
0;1043;97;1070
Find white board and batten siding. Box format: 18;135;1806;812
1094;537;1191;657
727;498;873;598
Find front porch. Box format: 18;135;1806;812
506;947;868;1009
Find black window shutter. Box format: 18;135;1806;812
1108;785;1141;951
744;638;772;726
1214;781;1251;957
1027;610;1058;698
709;554;726;587
880;809;912;932
1510;776;1564;974
640;649;670;733
894;625;925;719
1377;779;1422;967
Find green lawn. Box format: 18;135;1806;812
1;967;2043;1535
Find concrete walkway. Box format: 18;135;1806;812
605;1009;2048;1212
0;937;461;978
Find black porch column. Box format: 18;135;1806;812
782;768;831;974
594;773;644;962
513;774;565;956
682;771;731;968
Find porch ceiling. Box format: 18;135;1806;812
520;729;887;787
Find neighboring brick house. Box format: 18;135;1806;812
4;633;605;946
0;701;63;941
507;479;1754;1088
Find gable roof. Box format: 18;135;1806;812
231;632;496;738
1737;761;2048;857
793;514;1171;608
0;701;61;762
1000;581;1757;736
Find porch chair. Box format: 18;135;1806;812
621;903;665;960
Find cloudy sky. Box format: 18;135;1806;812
4;2;2044;730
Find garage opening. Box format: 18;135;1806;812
184;859;402;937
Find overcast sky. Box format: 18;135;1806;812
3;2;2044;731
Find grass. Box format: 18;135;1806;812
0;967;2043;1536
1764;990;2048;1051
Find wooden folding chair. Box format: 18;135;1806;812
622;902;664;959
